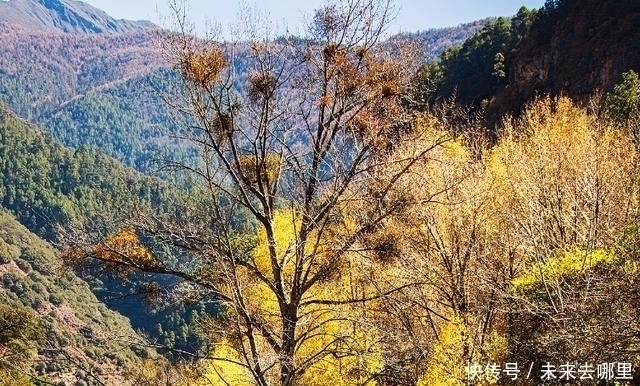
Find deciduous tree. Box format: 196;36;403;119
65;1;450;385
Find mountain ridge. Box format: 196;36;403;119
0;0;156;33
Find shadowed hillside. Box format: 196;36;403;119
486;0;640;123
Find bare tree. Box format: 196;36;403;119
65;1;450;385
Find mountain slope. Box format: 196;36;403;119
417;0;640;130
0;21;191;170
0;102;211;357
388;19;489;62
0;15;483;172
0;0;154;33
0;23;163;120
0;209;148;385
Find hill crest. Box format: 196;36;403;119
0;0;155;33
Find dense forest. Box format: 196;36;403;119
0;209;151;385
1;0;640;385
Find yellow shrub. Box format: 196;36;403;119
512;249;614;290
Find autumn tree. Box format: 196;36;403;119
380;96;640;385
66;1;450;385
486;97;640;373
365;114;505;386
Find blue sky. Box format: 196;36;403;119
82;0;546;38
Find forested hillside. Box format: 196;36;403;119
0;24;182;170
0;104;172;239
387;19;488;62
0;104;211;367
0;210;153;385
0;13;482;172
0;24;162;119
488;0;640;122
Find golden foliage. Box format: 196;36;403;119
512;248;615;290
418;316;467;386
198;340;254;386
190;208;387;385
250;209;298;279
377;97;640;383
127;358;179;386
486;96;638;258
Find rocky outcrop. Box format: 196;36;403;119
486;0;640;124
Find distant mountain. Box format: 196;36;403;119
0;7;484;172
0;22;176;169
388;19;489;62
0;0;155;33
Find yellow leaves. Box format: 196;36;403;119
251;209;298;279
298;324;384;386
490;96;635;184
297;268;386;385
229;207;387;385
0;371;31;386
403;96;639;386
92;229;157;271
418;316;467;386
170;95;640;385
512;248;615;290
197;340;255;386
418;319;507;386
485;96;638;256
412;113;465;162
490;98;589;185
127;358;176;386
250;208;353;285
519;97;593;178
